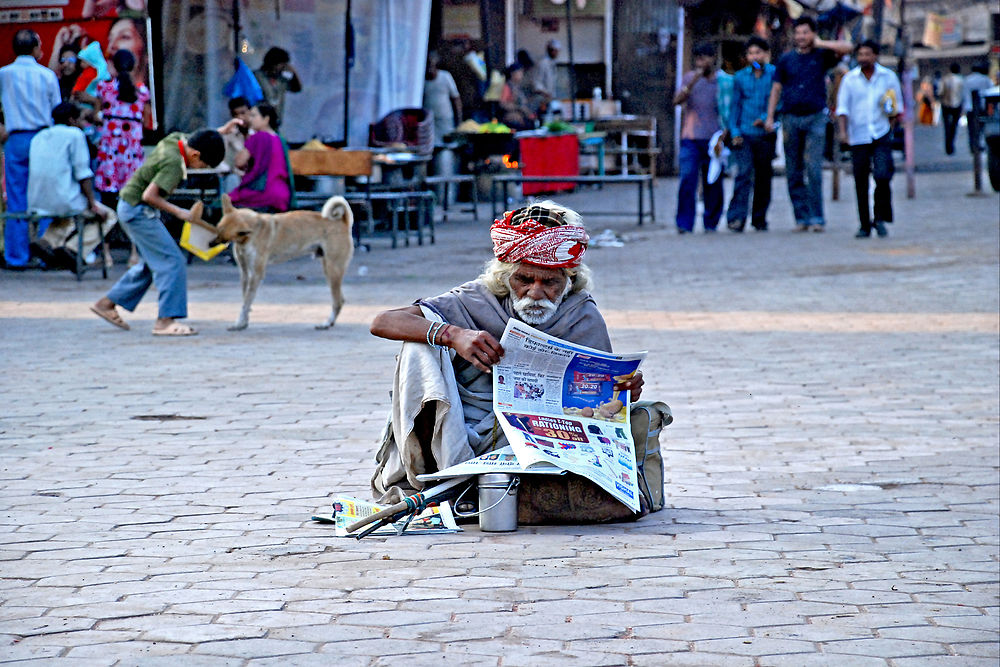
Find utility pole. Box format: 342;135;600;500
872;0;884;44
343;0;353;146
565;0;577;121
898;0;916;198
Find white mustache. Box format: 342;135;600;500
510;280;571;325
512;295;560;324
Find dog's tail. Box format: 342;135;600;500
321;196;353;229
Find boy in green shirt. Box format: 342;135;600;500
91;128;228;335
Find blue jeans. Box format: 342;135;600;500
676;138;723;232
727;134;775;229
3;129;46;266
781;112;827;227
106;200;188;319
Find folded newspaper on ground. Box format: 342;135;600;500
323;496;461;536
494;319;646;512
417;444;565;482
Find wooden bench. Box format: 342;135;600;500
1;211;108;280
490;174;656;226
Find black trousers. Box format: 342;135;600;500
941;105;962;155
850;133;894;231
727;134;776;229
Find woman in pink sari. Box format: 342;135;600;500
228;102;295;212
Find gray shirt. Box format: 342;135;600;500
28;124;93;216
679;70;720;140
423;70;460;144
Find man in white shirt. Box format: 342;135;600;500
0;29;61;269
423;53;462;205
423;53;461;145
532;40;560;109
27;101;112;271
940;63;964;155
836;40;902;239
962;62;993;153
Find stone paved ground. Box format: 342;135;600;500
1;167;997;665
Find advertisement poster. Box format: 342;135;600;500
0;0;155;125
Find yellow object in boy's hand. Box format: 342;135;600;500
180;221;228;261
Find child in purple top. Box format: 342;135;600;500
228;102;295;212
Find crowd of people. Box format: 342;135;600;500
422;38;563;140
1;29;297;281
3;21;996;336
917;61;994;156
674;16;993;240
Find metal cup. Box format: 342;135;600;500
478;473;518;532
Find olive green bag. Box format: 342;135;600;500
517;400;672;524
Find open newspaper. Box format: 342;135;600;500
493;320;646;512
417;444;565;482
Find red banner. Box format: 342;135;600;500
0;1;152;89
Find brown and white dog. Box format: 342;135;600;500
213;194;354;330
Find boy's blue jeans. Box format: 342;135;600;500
675;138;723;232
106;200;188;319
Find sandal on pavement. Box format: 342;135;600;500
152;322;197;336
90;305;130;331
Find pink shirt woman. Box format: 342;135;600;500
228;103;293;212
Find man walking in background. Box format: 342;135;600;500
673;43;722;234
939;64;963;156
962;62;993;155
727;36;777;233
766;17;851;232
836;41;902;239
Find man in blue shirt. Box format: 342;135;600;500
765;17;851;232
727;36;777;232
0;29;61;269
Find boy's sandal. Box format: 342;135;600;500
90;305;130;330
152;322;197;336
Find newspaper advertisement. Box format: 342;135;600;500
493;320;646;512
319;496;460;537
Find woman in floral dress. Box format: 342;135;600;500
94;49;150;197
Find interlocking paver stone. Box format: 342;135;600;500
1;168;997;664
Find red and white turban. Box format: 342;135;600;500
490;206;589;268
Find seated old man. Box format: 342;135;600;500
369;201;644;503
27;101;114;271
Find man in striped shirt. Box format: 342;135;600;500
1;29;61;269
726;36;777;232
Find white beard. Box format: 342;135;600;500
511;281;571;325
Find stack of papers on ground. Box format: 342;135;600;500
322;496;461;537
